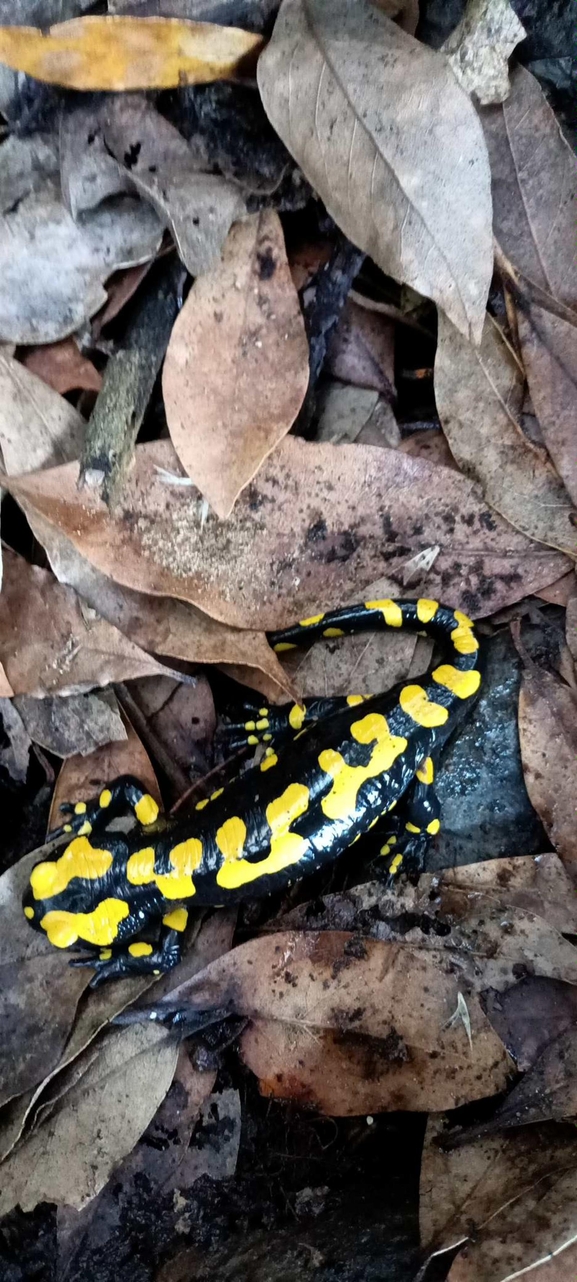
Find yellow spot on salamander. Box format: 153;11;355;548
244;720;256;731
346;695;364;707
451;626;479;656
319;713;407;822
126;847;156;885
405;822;421;834
416;757;434;785
99;789;112;809
135;794;159;826
126;840;202;899
427;818;441;835
432;665;481;699
74;802;87;815
41;898;129;948
389;853;403;875
299;613;324;627
274;642;296;652
416;599;438;624
289;704;306;731
380;843;391;857
210;788;223;801
30;836;113;900
247;735;259;745
163;907;188;932
78;821;92;836
388;835;397;845
216;783;310;890
365;599;403;627
263;733;272;741
129;941;153;957
64;824;72;833
323;627;344;637
100;948;112;959
454;610;474;628
24;905;34;919
260;752;278;771
259;708;268;717
196;798;209;810
256;718;269;730
399;685;449;728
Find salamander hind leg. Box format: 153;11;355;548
377;758;441;883
73;920;184;987
218;696;356;757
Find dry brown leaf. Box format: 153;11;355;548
20;339;102;397
0;183;162;344
0;351;84;475
0;549;179;698
0;851;90;1111
442;0;525;105
421;1117;577;1275
149;930;512;1114
163;210;309;518
399;429;458;470
258;0;493;342
0;1024;179;1215
14;690;127;759
102;96;247;278
23;507;292;699
538;571;577;607
517;301;577;507
92;263;152;338
0;15;263;91
315;383;380;445
48;714;161;833
518;662;577;883
482;66;577;310
482;985;577;1128
435;311;577;555
6;438;570;630
325;298;395;398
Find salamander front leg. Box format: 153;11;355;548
48;775;160;841
218;695;367;756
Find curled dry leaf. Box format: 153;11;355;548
482;66;577;311
0;351;84;475
421;1118;577;1282
24;507;292;700
0;15;263;91
20;339;102;397
102;96;247;278
6;438;570;630
0;184;162;345
0;852;89;1110
258;0;493;342
14;690;127;759
518;661;577;883
163;210;309;518
435;311;577;555
0;1024;179;1216
0;549;179;698
150;930;512;1114
516;300;577;507
441;0;526;105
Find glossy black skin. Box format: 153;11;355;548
23;600;481;985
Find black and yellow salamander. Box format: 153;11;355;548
23;598;481;985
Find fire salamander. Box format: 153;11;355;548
23;599;481;985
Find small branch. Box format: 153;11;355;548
79;255;186;507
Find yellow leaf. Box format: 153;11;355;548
0;15;263;91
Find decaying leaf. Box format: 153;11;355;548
48;714;161;832
517;300;577;507
20;339;102;397
482;980;577;1128
6;438;570;631
325;298;396;398
0;1023;179;1215
435;311;577;555
0;699;32;785
0;549;180;698
0;351;84;475
163;210;309;518
518;661;577;883
0;15;263;91
149;930;512;1114
0;131;59;216
102;96;247;278
315;383;381;444
14;691;127;759
22;507;292;700
0;184;162;344
421;1117;577;1282
258;0;493;342
0;851;90;1110
442;0;525;105
59;100;133;221
482;66;577;311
